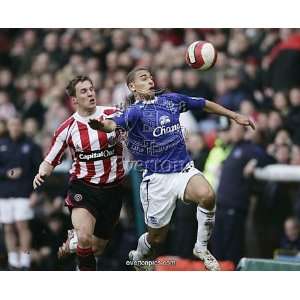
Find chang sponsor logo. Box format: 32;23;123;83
152;123;181;137
159;115;170;126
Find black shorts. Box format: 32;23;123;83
65;179;123;240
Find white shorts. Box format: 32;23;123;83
0;198;34;224
140;162;201;228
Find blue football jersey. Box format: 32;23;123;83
113;93;206;175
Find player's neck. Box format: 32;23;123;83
134;93;155;102
77;106;97;117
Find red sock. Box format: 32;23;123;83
76;246;96;271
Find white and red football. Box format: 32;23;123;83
185;41;218;70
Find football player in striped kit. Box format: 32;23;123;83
33;76;127;271
89;67;255;271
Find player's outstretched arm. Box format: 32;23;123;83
33;160;54;190
88;116;116;133
204;100;255;130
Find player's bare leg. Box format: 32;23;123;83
184;174;220;271
71;208;96;271
15;220;32;270
4;224;20;270
58;230;109;258
58;233;108;258
129;225;169;271
58;229;108;270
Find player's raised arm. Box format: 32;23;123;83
204;100;255;130
89;105;141;133
88;116;117;133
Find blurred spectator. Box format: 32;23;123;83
285;87;300;144
291;145;300;166
280;217;300;251
0;91;17;121
267;31;300;91
273;91;289;116
0;69;16;100
181;69;214;121
203;117;232;190
211;122;273;265
218;67;251;111
0;116;42;270
171;69;185;93
20;88;45;127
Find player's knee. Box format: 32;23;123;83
15;221;30;233
4;224;14;235
77;230;93;247
199;187;215;211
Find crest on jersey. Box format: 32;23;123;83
148;216;158;225
159;115;170;126
74;194;83;202
166;101;177;113
21;144;30;154
233;148;242;158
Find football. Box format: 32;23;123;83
185;41;218;70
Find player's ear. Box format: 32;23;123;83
128;82;136;92
71;96;78;104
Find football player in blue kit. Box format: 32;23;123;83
88;67;255;271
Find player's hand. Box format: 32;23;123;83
243;159;258;178
233;113;255;130
7;167;22;179
88;116;105;130
33;172;46;189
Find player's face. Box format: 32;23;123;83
7;118;23;139
130;70;155;99
230;122;245;143
74;80;96;111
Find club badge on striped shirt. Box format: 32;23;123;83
74;194;83;202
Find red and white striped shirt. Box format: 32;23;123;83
45;106;127;185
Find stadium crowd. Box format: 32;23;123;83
1;28;300;270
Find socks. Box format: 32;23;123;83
8;251;19;268
135;233;152;259
194;206;215;252
19;252;31;268
76;246;96;271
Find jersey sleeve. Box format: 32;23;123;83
44;119;73;167
169;93;207;112
112;106;141;130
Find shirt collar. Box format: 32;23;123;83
134;96;158;105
